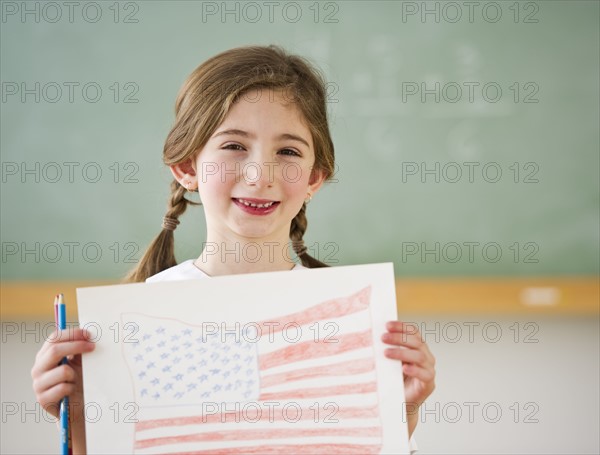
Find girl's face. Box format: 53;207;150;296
174;88;325;243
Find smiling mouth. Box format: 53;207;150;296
233;198;279;208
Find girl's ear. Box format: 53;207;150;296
170;158;198;190
307;167;327;196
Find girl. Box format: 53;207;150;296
31;45;435;454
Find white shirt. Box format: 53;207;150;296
146;259;306;282
146;259;419;453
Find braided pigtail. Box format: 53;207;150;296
123;180;200;282
289;203;329;268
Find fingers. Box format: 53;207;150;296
31;328;95;416
381;331;422;350
402;363;436;384
32;340;95;377
33;363;77;394
36;328;93;358
382;320;437;373
383;321;424;349
384;346;435;379
35;382;78;419
383;322;435;361
384;345;427;365
384;321;437;407
32;363;79;419
35;328;94;370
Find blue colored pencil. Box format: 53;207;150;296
55;294;72;455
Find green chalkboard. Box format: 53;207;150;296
1;1;598;279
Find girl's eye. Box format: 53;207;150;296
223;144;245;151
222;144;300;157
279;148;301;157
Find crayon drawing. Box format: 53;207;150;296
77;263;409;454
121;286;382;454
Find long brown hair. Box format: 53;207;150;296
124;45;336;283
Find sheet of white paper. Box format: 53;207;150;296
77;262;409;454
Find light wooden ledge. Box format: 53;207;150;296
0;277;598;320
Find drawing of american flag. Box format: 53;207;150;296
121;285;382;454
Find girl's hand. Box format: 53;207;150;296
382;321;436;437
31;327;95;453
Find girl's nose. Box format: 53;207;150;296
242;159;274;188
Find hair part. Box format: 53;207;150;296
124;45;336;282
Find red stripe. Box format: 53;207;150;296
257;286;371;334
260;357;375;388
167;443;382;455
258;329;373;371
135;426;382;449
135;404;380;432
259;381;377;401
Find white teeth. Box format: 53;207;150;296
238;199;275;208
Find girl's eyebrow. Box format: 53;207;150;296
211;129;310;148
